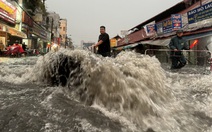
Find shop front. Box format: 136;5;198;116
0;23;27;47
0;0;17;47
7;26;27;45
0;24;7;50
29;22;50;52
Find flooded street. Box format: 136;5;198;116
0;48;212;132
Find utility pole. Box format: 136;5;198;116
18;0;23;32
50;18;54;42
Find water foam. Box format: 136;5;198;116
29;49;171;130
2;48;212;132
0;57;37;84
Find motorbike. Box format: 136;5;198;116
25;48;40;56
3;44;26;57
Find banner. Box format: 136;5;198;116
171;14;182;31
146;24;157;36
22;12;33;27
110;39;117;47
187;1;212;24
156;22;163;35
0;8;16;24
0;0;16;24
162;18;172;34
8;27;27;38
0;0;16;14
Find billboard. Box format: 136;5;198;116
0;0;16;24
110;39;117;47
187;1;212;24
146;24;157;36
171;14;182;31
156;22;163;35
22;12;33;27
162;18;172;34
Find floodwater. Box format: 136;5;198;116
0;48;211;132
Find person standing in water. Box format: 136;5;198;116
169;29;189;69
93;26;111;57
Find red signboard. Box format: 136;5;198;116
0;8;16;24
22;11;33;27
0;0;16;24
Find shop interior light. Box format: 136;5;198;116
190;39;199;49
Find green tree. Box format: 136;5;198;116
23;0;46;15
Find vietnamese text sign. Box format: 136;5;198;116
156;22;163;35
0;8;16;24
0;0;16;24
0;0;16;14
187;1;212;24
110;39;117;47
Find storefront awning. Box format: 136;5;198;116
184;31;212;41
140;38;171;46
8;27;27;38
113;43;139;51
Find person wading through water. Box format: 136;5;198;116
169;29;189;69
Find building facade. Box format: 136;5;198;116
47;12;60;43
0;0;70;54
115;0;212;66
82;40;95;50
0;0;27;50
59;19;67;44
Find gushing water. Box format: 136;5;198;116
0;48;212;132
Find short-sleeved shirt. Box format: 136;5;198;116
98;33;111;54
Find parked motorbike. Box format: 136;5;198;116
3;44;26;57
25;48;40;56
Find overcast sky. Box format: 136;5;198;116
46;0;182;46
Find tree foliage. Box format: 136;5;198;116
23;0;46;16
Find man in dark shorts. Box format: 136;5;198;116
93;26;111;57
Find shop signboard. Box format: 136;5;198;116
162;18;172;34
0;0;16;24
156;22;163;35
0;24;3;31
171;14;182;30
32;22;48;40
22;12;33;27
146;24;157;36
8;27;27;38
187;1;212;24
110;38;117;47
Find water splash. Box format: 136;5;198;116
0;57;37;84
29;49;172;129
1;48;212;132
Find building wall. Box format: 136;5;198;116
59;19;67;44
47;12;60;38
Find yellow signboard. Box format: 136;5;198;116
0;0;16;14
8;27;27;38
110;39;117;47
